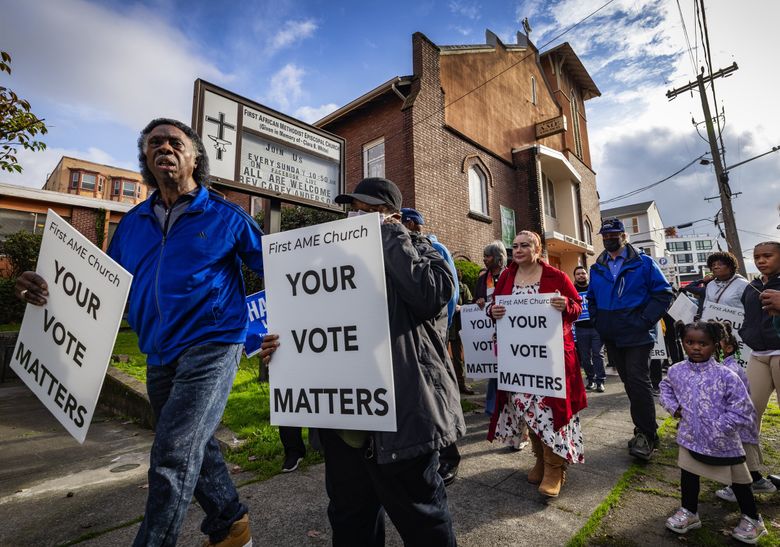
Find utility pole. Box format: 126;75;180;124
666;63;746;276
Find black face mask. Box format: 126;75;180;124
603;238;622;253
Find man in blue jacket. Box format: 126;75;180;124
587;218;673;461
17;119;262;547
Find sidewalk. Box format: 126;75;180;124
6;375;768;546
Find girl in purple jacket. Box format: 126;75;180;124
660;321;766;544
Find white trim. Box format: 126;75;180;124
0;182;134;213
512;145;582;183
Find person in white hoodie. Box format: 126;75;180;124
704;251;749;309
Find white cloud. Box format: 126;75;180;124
0;0;231;131
294;103;339;124
449;0;481;20
452;25;473;37
266;64;305;111
0;146;131;189
268;19;318;53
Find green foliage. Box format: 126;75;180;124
0;278;25;324
454;258;482;297
2;229;42;277
254;204;343;233
0;51;47;173
95;209;106;249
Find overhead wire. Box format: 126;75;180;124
598;153;709;205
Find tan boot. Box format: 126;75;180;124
527;431;545;485
538;444;567;498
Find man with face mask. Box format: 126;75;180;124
586;218;673;461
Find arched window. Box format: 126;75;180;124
531;76;537;105
584;219;593;245
468;165;487;215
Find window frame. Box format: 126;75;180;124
542;173;556;218
362;137;385;179
468;164;488;216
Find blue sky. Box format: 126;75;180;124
2;0;778;267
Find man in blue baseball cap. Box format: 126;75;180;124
586;217;673;461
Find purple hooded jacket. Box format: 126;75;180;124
720;355;759;445
660;358;757;457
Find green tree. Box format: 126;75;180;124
2;230;43;278
454;259;482;297
1;51;47;173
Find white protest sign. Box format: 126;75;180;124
11;210;132;443
263;213;396;431
651;322;667;359
460;304;497;379
701;302;751;367
495;293;565;398
668;293;698;324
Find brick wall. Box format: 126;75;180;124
70;207;98;243
323;92;411;201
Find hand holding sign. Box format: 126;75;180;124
15;271;49;306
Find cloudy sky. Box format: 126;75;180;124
1;0;777;268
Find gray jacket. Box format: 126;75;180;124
373;224;466;464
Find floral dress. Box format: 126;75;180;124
493;282;585;464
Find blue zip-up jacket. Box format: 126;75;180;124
107;186;264;365
587;243;673;347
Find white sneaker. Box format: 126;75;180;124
716;486;737;502
751;477;777;494
665;507;702;534
731;514;767;544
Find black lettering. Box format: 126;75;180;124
340;265;356;290
274;388;293;412
14;341;31;368
309;388;322;413
323;388;338;413
74;405;87;428
291;329;307;352
286;272;301;296
373;388;389;416
545;376;554;390
340;388;354;414
344;325;358;351
86;292;100;321
356;388;372;415
554;377;563;391
54;383;67;408
302;270;320;294
64;393;78;419
308;328;327;352
295;389;312;413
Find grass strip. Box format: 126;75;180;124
566;416;677;547
565;462;643;547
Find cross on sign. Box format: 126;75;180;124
205;112;236;160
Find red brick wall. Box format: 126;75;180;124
70;207;98;243
322;92;412;202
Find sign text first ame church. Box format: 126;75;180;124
192;80;345;211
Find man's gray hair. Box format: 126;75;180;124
483;240;507;269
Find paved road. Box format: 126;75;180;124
1;373;643;546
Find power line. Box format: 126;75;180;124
676;0;697;76
598;153;708;205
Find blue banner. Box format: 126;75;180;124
245;290;267;357
577;291;590;322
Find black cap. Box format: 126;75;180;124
335;177;402;211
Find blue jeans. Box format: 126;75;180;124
575;326;605;383
133;342;246;547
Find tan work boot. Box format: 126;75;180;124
202;514;252;547
527;431;545;485
538;444;567;498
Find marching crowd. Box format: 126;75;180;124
14;118;780;546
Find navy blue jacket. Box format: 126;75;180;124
587;244;673;347
108;186;264;365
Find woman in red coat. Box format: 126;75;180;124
487;230;588;497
